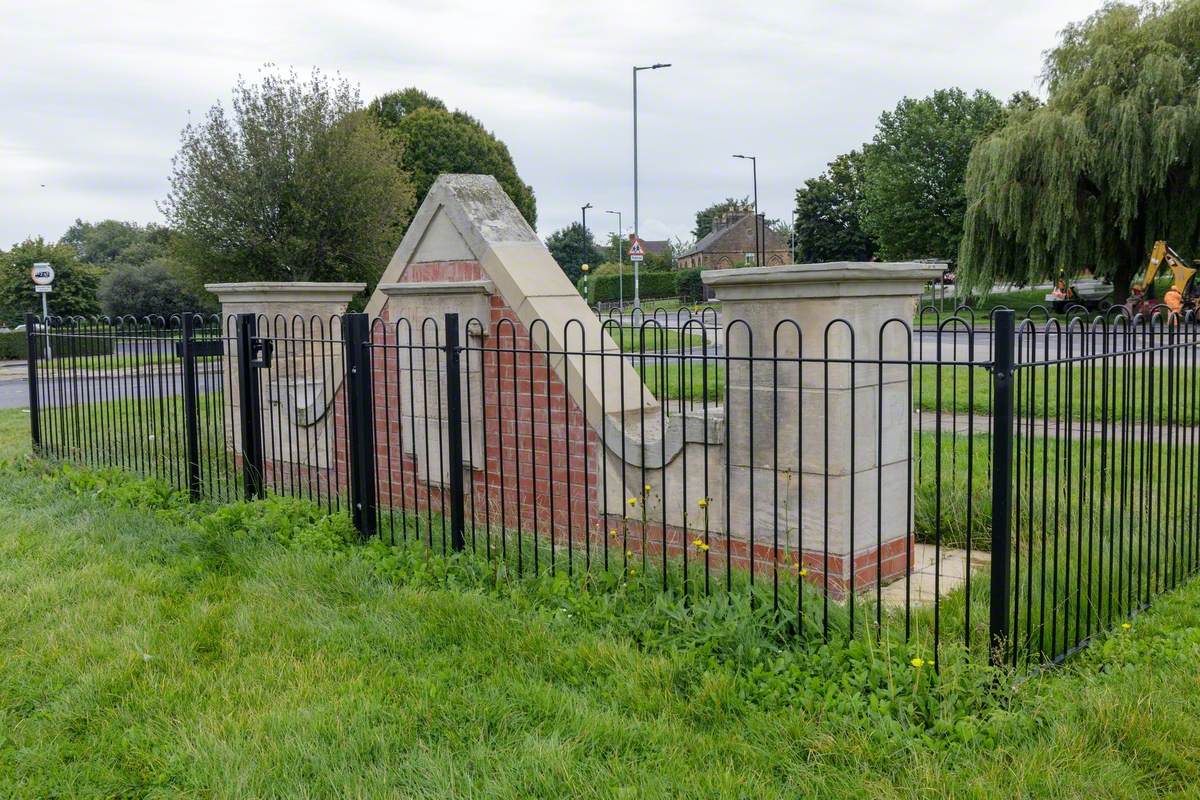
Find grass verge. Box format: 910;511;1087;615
1;432;1199;795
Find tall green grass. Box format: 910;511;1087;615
3;409;1200;796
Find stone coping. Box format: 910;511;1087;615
378;280;495;297
702;262;944;299
205;282;367;303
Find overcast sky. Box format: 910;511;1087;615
1;0;1103;249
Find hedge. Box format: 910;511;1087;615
0;329;115;361
580;268;704;304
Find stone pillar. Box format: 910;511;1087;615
205;281;366;327
205;282;365;478
377;280;494;482
703;262;941;590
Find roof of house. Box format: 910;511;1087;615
641;239;671;256
677;213;784;259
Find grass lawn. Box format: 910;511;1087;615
601;299;717;316
611;325;708;353
917;277;1178;326
46;352;222;372
916;362;1200;425
1;409;1200;796
918;287;1063;324
637;358;1200;428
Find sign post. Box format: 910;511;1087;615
31;263;54;360
628;236;645;311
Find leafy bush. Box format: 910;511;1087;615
0;329;113;361
98;259;210;319
0;238;100;325
581;268;707;304
675;268;705;302
0;331;24;360
582;270;679;303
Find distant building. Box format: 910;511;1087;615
676;213;789;269
639;239;672;258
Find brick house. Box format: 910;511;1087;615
676;212;789;269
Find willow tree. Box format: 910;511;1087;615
959;1;1200;299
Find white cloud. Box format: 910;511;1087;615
0;0;1103;247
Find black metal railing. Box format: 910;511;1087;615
24;306;1200;670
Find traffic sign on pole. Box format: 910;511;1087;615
628;238;645;262
31;263;55;286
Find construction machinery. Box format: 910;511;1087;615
1125;240;1199;317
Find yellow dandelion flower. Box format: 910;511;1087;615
609;528;618;538
643;483;652;494
1122;622;1132;630
627;497;637;506
697;497;708;509
910;657;925;669
626;550;633;558
691;538;709;552
699;543;710;552
798;568;808;577
628;567;637;577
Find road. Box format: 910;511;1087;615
1;321;1194;411
0;370;29;409
0;362;221;410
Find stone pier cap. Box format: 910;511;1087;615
204;281;366;320
701;262;943;301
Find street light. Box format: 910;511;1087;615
790;208;797;263
733;154;759;267
581;202;593;234
633;62;670;309
605;210;624;309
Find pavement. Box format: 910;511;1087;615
879;543;991;608
0;361;29;409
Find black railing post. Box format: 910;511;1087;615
344;313;377;538
25;313;41;452
989;309;1016;666
235;313;265;500
180;313;203;500
444;313;466;551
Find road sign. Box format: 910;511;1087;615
35;286;52;293
628;239;645;262
31;263;55;285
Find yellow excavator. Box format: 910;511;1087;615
1126;240;1199;317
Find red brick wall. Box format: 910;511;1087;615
321;257;910;590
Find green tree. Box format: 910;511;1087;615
369;88;537;226
545;223;601;284
60;219;171;266
861;88;1005;261
793;150;877;262
960;1;1200;300
98;259;210;319
162;68;415;290
0;238;100;324
692;197;752;240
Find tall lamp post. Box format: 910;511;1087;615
634;62;670;309
733;154;759;266
790;208;797;263
605;209;623;309
580;203;593;305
